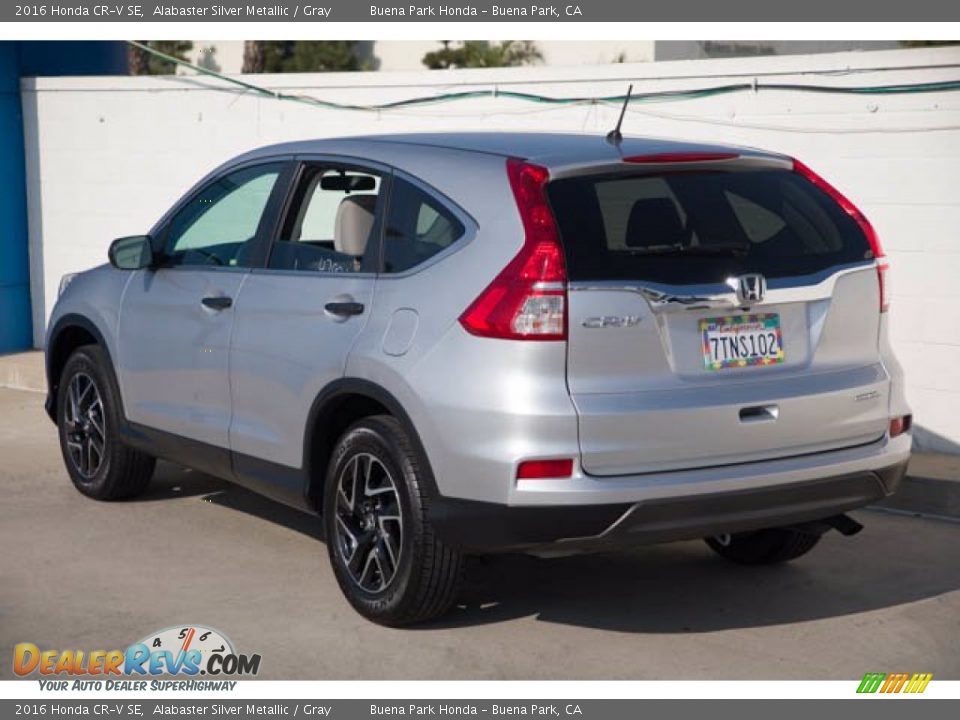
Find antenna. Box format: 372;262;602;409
605;84;633;146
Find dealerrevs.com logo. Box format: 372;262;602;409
14;625;261;689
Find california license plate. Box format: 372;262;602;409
700;313;784;370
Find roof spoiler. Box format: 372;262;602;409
548;152;793;180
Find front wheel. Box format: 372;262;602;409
705;527;821;565
323;415;464;626
56;345;156;500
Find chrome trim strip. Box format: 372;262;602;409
568;261;876;313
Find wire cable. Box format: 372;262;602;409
128;41;960;114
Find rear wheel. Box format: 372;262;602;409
56;345;155;500
323;415;464;626
705;527;821;565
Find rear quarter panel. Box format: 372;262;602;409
346;147;580;504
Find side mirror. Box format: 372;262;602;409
108;235;154;270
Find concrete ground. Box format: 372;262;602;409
1;385;959;680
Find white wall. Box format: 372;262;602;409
181;40;898;74
20;46;960;452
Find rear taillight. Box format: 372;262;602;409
876;261;890;313
889;415;913;438
792;158;888;312
459;158;568;341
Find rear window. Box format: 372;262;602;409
547;169;875;284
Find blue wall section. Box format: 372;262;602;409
19;42;130;77
0;41;128;353
0;44;32;353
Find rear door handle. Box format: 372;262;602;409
324;301;365;317
201;296;233;310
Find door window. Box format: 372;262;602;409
163;163;284;268
269;165;383;273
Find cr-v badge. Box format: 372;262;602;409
582;315;642;328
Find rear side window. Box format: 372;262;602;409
383;177;464;274
547;169;874;284
270;165;383;274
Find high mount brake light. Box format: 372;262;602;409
623;152;738;164
792;158;888;312
459;158;568;341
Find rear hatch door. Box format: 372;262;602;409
548;157;890;476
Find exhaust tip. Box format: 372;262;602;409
826;514;865;537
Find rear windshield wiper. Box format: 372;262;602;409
625;242;751;256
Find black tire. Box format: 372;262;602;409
323;415;464;626
705;527;821;565
56;345;156;500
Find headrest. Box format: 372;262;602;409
625;197;687;248
334;194;377;257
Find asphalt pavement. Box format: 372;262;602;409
1;386;958;680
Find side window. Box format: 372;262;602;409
163;163;283;268
383;177;465;274
269;165;382;273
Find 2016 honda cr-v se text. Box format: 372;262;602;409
46;132;912;625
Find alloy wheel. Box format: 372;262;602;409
334;452;404;593
64;372;107;480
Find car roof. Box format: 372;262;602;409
237;132;783;170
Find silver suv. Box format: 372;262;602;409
45;133;912;625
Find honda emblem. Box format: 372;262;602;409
732;274;766;305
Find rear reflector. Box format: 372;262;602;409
624;152;738;164
459;158;568;341
792;159;888;312
517;458;574;479
889;415;913;438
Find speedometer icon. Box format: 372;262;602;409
136;624;235;669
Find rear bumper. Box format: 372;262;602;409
430;445;909;553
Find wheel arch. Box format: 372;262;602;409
302;378;439;511
45;314;118;422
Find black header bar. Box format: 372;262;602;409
5;0;960;22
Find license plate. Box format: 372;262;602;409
700;313;784;371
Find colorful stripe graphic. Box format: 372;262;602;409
857;672;933;694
